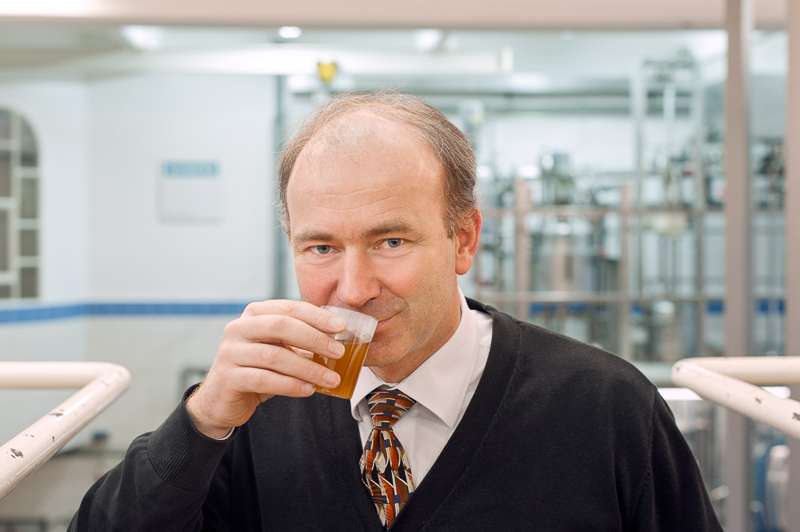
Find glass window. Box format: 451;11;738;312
19;229;37;257
0;109;10;141
20;266;37;298
0;151;10;197
0;210;7;271
20;178;38;219
19;118;37;168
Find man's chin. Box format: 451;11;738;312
363;343;404;370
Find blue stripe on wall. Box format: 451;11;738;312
529;299;782;316
0;305;84;323
0;302;249;324
0;298;786;324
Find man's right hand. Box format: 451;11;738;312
186;300;346;439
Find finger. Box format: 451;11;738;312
231;314;345;359
232;365;340;397
231;343;341;389
242;300;346;334
289;346;314;358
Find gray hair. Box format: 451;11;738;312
278;90;477;238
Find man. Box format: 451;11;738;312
70;92;722;531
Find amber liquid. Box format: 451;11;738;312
312;342;371;399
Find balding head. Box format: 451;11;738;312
278;91;477;238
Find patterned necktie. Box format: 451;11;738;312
360;389;416;529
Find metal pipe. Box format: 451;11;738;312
785;0;800;526
672;357;800;439
481;205;722;218
618;183;632;360
477;290;709;304
723;1;753;528
692;59;707;358
631;65;646;299
514;180;531;320
0;362;131;499
787;0;800;360
273;75;288;300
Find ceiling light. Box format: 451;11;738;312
279;26;302;39
415;29;444;53
121;25;164;52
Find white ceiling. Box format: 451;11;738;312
0;26;737;78
0;0;787;30
0;2;787;84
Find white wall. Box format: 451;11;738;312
0;320;86;448
87;74;276;301
83;316;230;448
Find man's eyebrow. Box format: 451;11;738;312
357;221;418;239
292;221;419;245
292;230;333;244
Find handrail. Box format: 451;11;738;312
0;362;131;499
671;357;800;439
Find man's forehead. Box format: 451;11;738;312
284;108;448;236
299;111;411;162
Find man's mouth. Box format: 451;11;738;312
375;314;396;331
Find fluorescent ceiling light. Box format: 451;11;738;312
279;26;302;39
121;25;164;52
415;29;444;53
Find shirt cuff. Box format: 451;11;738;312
216;427;235;441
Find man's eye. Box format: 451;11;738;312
386;239;403;248
312;245;332;254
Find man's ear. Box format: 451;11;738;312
455;209;482;275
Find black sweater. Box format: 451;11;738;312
70;300;722;531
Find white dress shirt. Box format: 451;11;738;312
350;290;493;486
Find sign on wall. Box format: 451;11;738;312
160;161;221;221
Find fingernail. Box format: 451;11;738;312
324;372;340;387
329;340;345;356
329;316;346;330
303;383;315;395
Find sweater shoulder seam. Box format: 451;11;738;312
627;389;657;528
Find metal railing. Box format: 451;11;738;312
672;357;800;439
0;362;131;499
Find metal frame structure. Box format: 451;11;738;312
470;50;714;367
0;362;131;500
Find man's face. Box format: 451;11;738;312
286;114;477;382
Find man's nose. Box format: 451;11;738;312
335;252;381;309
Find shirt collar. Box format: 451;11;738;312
350;290;478;429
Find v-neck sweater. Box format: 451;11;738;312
70;299;722;531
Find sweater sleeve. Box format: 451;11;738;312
68;398;235;532
629;392;723;532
